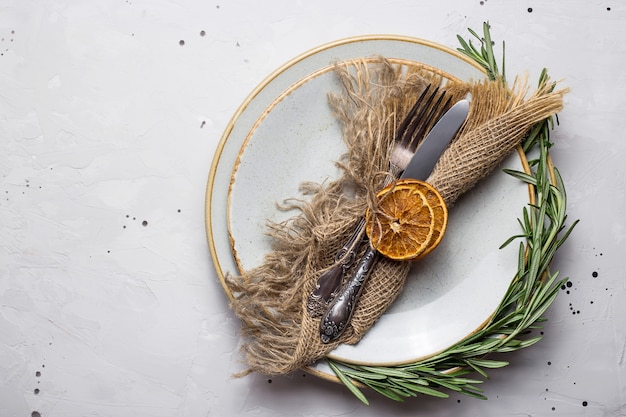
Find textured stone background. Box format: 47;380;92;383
1;1;624;416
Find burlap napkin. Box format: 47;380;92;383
224;58;567;376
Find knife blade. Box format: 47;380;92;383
319;99;470;344
401;99;469;180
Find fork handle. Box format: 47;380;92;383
319;246;379;343
306;218;366;316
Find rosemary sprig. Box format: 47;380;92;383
326;22;576;404
457;21;506;84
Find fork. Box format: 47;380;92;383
306;84;450;318
317;86;453;343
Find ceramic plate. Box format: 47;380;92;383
205;36;530;371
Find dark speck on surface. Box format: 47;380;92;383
142;220;148;227
179;40;185;46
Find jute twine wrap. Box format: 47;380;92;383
225;58;567;376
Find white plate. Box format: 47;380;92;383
205;36;530;370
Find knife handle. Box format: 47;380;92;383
306;218;366;317
319;246;379;343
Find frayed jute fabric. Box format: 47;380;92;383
224;58;568;376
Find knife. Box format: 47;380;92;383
319;99;470;343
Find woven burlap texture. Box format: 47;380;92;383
224;58;567;376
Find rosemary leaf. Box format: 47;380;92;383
328;360;369;405
503;169;538;185
401;383;450;398
465;358;510;369
366;382;406;402
424;377;464;392
358;365;416;379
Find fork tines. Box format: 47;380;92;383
396;84;453;154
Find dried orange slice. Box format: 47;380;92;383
365;179;448;261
